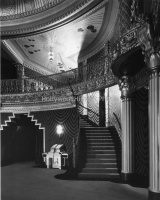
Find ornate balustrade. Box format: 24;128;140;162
0;56;118;112
110;24;140;63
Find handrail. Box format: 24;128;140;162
78;103;99;117
112;112;121;140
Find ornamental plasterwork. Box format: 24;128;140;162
1;0;100;37
1;73;118;108
0;0;66;20
0;102;76;113
78;0;119;62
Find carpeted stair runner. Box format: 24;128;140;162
78;117;121;180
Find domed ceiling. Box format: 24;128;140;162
1;0;119;75
0;0;65;18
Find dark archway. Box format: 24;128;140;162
1;114;43;166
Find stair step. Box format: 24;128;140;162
86;137;113;140
87;139;115;143
87;142;116;146
78;173;121;179
84;129;111;132
86;158;118;163
81;168;119;173
81;127;112;130
85;132;112;135
87;150;120;154
87;146;121;150
87;154;120;159
85;163;119;168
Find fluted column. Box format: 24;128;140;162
138;21;160;200
119;76;135;181
148;68;160;200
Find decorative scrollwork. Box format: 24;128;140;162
119;76;135;98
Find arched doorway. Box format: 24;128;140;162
1;114;43;166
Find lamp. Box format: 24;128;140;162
56;124;63;136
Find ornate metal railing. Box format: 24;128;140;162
110;24;140;63
0;55;115;95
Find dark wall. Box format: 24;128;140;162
1;58;17;79
134;87;149;178
31;108;79;154
1;114;43;166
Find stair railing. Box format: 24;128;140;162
77;103;99;126
111;112;122;140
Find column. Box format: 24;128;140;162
148;68;160;200
119;76;135;181
99;89;105;127
138;22;160;200
15;63;24;92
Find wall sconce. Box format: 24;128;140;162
56;124;63;136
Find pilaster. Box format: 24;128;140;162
138;21;160;200
119;75;135;182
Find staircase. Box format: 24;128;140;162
78;116;121;180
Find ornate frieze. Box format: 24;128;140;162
0;102;76;113
1;0;105;38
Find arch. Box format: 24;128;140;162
0;113;16;130
0;112;46;153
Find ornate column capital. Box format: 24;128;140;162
137;22;160;70
119;76;135;99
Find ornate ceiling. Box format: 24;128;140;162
0;0;66;19
1;0;119;75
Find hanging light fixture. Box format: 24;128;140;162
49;47;54;62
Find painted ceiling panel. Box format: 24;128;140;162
14;7;105;74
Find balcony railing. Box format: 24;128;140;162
0;55;114;95
0;21;148;97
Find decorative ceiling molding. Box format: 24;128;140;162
78;0;119;62
0;0;66;21
2;40;23;64
1;0;101;38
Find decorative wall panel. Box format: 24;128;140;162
87;91;99;125
107;85;121;138
134;87;149;177
31;108;78;154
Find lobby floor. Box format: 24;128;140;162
1;162;148;200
